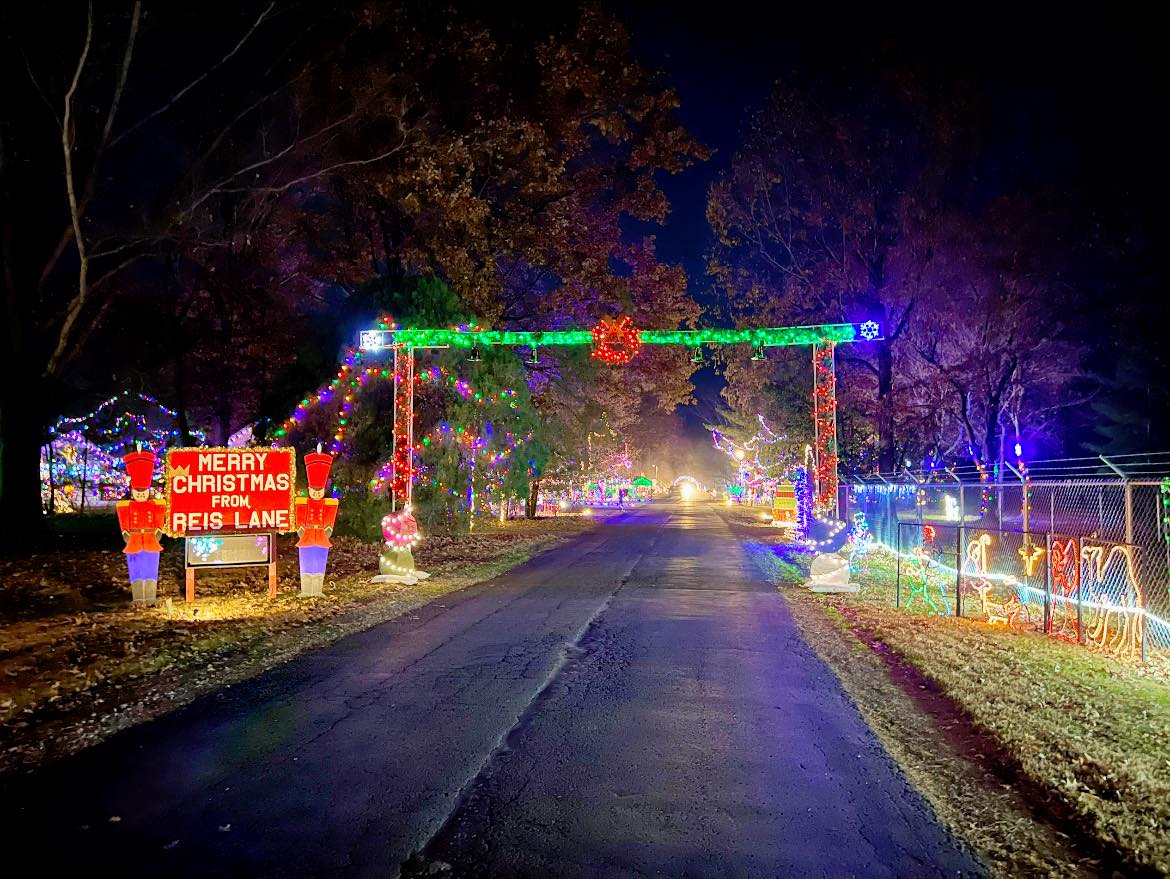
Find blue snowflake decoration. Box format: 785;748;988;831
859;320;881;341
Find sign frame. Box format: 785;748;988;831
163;446;297;538
183;532;278;603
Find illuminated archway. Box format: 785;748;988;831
359;318;882;511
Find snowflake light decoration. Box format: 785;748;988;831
859;320;881;341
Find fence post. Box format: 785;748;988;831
1044;531;1052;635
1076;548;1084;644
954;523;963;617
895;523;902;608
1099;456;1131;544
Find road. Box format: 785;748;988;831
2;501;981;877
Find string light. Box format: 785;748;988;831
1162;478;1170;546
804;516;847;548
47;391;206;448
848;511;873;572
381;509;421;549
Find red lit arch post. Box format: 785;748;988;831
359;319;883;516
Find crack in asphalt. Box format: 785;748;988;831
402;519;669;875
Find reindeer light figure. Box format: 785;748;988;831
1081;543;1145;659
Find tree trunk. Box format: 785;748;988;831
877;338;895;472
173;347;195;445
526;478;540;519
215;397;232;447
983;400;1002;469
0;377;50;543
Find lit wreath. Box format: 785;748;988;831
590;316;641;366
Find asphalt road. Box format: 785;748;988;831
2;501;982;877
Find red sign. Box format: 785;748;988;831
164;448;296;536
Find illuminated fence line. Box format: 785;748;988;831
868;534;1170;655
844;476;1170;660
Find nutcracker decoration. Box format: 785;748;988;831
117;446;166;604
295;448;339;596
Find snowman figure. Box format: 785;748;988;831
372;507;431;585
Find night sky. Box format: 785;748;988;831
617;4;1168;447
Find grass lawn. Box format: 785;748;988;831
0;513;598;777
724;504;1170;876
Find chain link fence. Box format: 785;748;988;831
841;469;1170;660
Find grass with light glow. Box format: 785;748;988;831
735;513;1170;875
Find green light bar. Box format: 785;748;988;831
386;329;594;348
639;325;862;346
361;321;881;351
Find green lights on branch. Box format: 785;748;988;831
361;322;879;352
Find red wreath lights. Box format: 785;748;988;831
591;316;642;366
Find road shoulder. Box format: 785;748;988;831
0;517;596;779
726;506;1119;878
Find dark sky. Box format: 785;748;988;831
614;3;1168;443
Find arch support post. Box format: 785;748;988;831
812;341;839;518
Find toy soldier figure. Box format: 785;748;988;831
117;447;166;604
295;449;339;596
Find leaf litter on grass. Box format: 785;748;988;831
0;516;596;777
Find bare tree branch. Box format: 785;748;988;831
108;1;276;148
46;1;94;379
37;3;140;297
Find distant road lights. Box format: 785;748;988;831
680;482;696;501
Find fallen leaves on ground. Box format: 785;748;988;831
0;516;595;777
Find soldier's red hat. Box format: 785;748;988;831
123;450;156;491
304;452;334;490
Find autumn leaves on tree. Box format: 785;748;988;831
0;2;705;533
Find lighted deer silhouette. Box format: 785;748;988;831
1080;543;1145;659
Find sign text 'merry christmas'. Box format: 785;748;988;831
165;448;297;536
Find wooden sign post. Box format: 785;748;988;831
184;533;279;603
